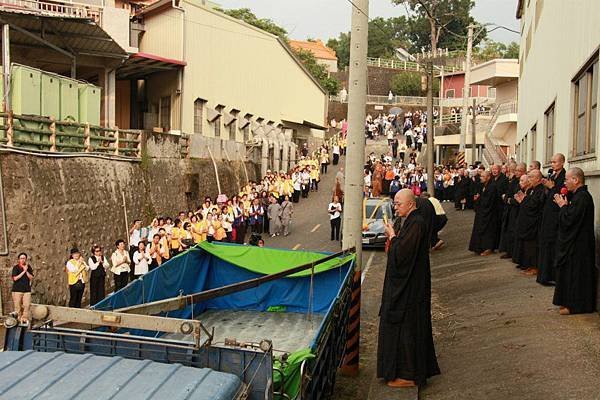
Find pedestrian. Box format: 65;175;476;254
332;142;340;165
88;245;109;306
292;170;302;203
422;192;447;250
133;241;151;278
328;195;342;241
249;198;265;234
280;195;293;236
65;248;88;309
499;163;525;259
11;252;34;324
512;170;545;274
301;168;311;198
320;150;329;174
468;170;499;256
537;153;566;285
111;239;131;292
377;189;440;388
128;219;142;281
552;167;597;315
148;234;163;269
267;196;282;237
170;218;184;257
398;141;407;163
158;228;170;262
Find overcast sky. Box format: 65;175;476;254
214;0;520;44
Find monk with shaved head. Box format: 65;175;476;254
499;162;527;258
552;168;597;314
377;189;440;388
513;168;546;275
537;153;566;285
468;169;500;256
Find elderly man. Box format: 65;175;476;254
378;189;440;388
552;168;597;315
513;170;546;274
468;170;499;256
528;160;541;172
537;153;566;285
499;162;526;258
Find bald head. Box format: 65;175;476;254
394;189;417;218
515;162;527;178
527;169;543;186
519;174;529;190
565;167;585;192
551;153;565;172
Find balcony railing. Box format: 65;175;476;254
366;57;461;74
330;94;441;107
1;0;103;22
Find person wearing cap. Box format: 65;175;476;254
65;247;89;308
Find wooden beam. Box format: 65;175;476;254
116;248;355;316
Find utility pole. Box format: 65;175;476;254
340;0;368;377
459;24;474;163
471;98;477;163
426;62;434;192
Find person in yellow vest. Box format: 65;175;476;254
170;218;184;256
310;164;320;192
66;247;88;308
158;227;170;262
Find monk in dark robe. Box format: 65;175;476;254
378;189;440;387
491;164;509;248
453;168;470;210
468;170;498;256
513;170;546;274
499;162;525;258
552;168;597;315
536;153;566;285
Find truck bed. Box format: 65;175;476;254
165;309;325;353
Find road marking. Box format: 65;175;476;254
310;224;321;233
292;243;301;250
361;252;376;284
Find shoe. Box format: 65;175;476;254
480;249;493;256
559;307;571;315
432;240;445;250
386;379;416;388
523;268;538;276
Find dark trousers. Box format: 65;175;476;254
114;272;128;292
321;163;328;174
330;217;341;240
68;281;85;308
302;185;309;198
333;154;339;165
89;274;106;306
149;259;159;271
293;190;301;203
431;214;448;247
128;245;137;282
236;222;247;244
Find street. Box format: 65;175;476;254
267;146;600;400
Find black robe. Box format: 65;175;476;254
469;175;482;209
492;173;509;247
416;197;436;248
454;175;471;209
512;184;546;268
553;186;597;313
498;176;520;255
377;211;440;384
537;169;566;284
468;180;499;253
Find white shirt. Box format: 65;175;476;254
333;145;340;155
129;229;141;247
111;250;131;275
328;202;342;220
87;256;109;271
133;249;151;276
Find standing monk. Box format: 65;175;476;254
468;170;499;256
491;164;509;248
552;168;597;315
378;189;440;388
513;170;546;275
536;153;566;285
499;162;523;258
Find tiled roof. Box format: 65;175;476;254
289;39;338;61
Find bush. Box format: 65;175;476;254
390;72;423;96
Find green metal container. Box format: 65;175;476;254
41;72;60;120
59;77;82;150
10;64;42;147
78;83;101;126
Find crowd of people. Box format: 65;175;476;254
467;154;597;315
9;140;351;319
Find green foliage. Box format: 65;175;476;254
390;72;440;96
390;72;423;96
473;40;520;62
215;7;288;39
327;33;350;70
292;49;340;95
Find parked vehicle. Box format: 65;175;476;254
362;197;393;248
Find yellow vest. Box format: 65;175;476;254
66;259;88;285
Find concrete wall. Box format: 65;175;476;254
0;136;258;311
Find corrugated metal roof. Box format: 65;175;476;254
0;350;243;400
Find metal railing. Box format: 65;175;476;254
329;94;440;107
484;132;508;165
366;57;461;74
488;101;518;130
1;0;103;22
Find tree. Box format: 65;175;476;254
393;0;485;52
215;8;288;39
473;40;520;62
390;72;423;96
293;49;340;95
327;33;351;69
504;41;520;59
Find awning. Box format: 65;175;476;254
281;119;327;130
116;52;186;79
0;8;127;59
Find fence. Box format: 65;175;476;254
366;57;461;74
0;112;191;159
2;0;103;22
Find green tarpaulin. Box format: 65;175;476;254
198;242;354;277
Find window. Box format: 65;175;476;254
573;56;598;157
529;124;537;162
214;116;221;137
488;88;496;98
544;103;555;164
193;98;205;134
159;96;171;131
445;89;455;98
